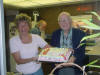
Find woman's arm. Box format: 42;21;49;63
43;44;51;49
12;51;38;64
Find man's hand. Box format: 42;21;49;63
68;48;74;54
68;55;76;63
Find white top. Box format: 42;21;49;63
9;34;47;74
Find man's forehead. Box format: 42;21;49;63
59;14;69;19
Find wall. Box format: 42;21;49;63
38;3;94;34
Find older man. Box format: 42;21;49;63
51;12;86;75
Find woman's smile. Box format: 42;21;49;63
18;21;29;35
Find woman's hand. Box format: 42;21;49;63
32;56;40;64
43;44;51;49
32;57;38;61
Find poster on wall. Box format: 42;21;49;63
9;22;18;38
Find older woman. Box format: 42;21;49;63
9;13;50;75
51;12;86;75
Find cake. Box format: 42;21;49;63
38;48;72;62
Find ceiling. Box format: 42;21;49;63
3;0;99;9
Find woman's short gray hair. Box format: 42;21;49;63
15;13;32;29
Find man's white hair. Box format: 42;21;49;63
58;11;72;26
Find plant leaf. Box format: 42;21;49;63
81;33;100;42
80;25;100;30
90;12;100;20
86;43;96;46
81;19;100;30
87;65;100;68
86;59;99;66
76;43;85;49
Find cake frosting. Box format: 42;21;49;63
38;48;72;62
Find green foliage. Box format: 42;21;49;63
85;59;100;68
87;65;100;68
86;59;99;66
7;72;15;75
80;33;100;42
90;12;100;20
80;12;100;69
80;11;100;42
81;19;100;30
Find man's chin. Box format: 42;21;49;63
63;28;69;31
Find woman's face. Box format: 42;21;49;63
18;21;29;35
58;14;71;31
39;21;47;31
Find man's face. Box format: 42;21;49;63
58;14;71;31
